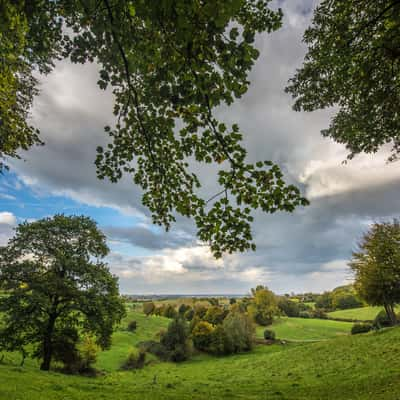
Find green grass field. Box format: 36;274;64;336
328;306;400;321
0;315;399;399
256;317;353;341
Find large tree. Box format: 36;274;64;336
349;220;400;326
287;1;400;161
0;214;126;371
1;1;308;257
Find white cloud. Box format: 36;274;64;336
0;212;17;226
6;1;400;294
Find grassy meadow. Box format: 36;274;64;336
257;317;352;341
0;304;400;399
328;306;400;322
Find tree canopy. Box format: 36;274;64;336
349;219;400;325
1;1;308;257
286;1;400;161
0;214;125;371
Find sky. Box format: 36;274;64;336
1;0;400;295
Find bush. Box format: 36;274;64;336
121;347;146;370
160;318;192;362
143;301;155;316
351;323;373;335
278;298;300;317
263;329;276;341
127;320;137;332
78;335;99;373
138;340;170;360
222;311;254;353
178;304;190;315
191;321;215;351
373;310;392;328
299;311;312;318
312;309;328;319
163;304;178;319
204;306;228;325
194;304;207;319
208;325;230;355
184;308;195;321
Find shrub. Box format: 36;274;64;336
191;321;215;351
127;320;137;332
204;306;228;325
223;311;254;353
178;304;190;315
143;301;155;316
160;318;192;362
121;347;146;370
163;304;178;319
373;310;392;328
278;298;300;317
78;335;99;373
184;308;195;321
194;304;207;319
299;311;312;318
312;309;328;319
351;323;373;335
138;340;169;360
263;329;276;341
298;302;312;312
208;325;229;355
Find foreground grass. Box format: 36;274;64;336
0;326;399;399
328;306;400;321
256;317;353;341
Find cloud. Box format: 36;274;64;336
0;212;16;226
0;212;17;246
105;225;193;250
5;0;400;294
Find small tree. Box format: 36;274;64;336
223;311;254;353
249;286;278;326
0;215;125;371
350;220;400;326
160;318;192;362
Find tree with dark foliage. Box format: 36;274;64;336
0;215;125;371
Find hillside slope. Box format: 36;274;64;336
0;324;399;399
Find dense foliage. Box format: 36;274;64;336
248;285;278;326
351;323;373;335
160;318;192;362
1;0;308;257
0;215;125;371
287;0;400;161
350;220;400;325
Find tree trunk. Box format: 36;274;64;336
384;303;397;326
40;313;57;371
